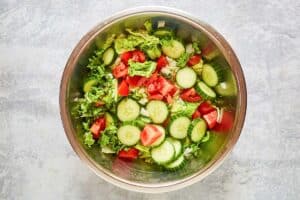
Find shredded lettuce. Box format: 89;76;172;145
171;98;200;117
144;20;152;33
99;124;124;152
84;132;95;147
128;60;156;77
176;52;190;68
192;42;201;54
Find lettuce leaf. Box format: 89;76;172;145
84;132;95;147
128;60;156;77
171;98;200;117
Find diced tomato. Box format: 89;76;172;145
118;80;129;96
140;125;163;146
132;50;146;63
192;110;201;119
198;101;216;115
203;110;218;129
90;118;106;139
148;93;164;100
156;55;168;71
118;148;139;161
180;88;201;102
125;76;143;88
120;51;133;65
145;74;177;102
158;76;176;96
213;111;234;132
187;54;201;66
112;62;128;78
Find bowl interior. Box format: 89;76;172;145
62;10;245;189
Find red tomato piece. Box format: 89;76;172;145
180;88;202;102
187;54;201;66
118;148;139;161
148;93;164;100
118;80;129;96
202;110;218;129
213;111;234;132
120;51;133;65
156;55;168;71
112;62;128;78
132;50;146;63
158;76;176;96
126;76;147;88
90;118;106;139
198;101;216;115
192;110;201;119
140;125;163;146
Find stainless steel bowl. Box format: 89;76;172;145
59;7;247;193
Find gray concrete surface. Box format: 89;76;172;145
1;0;300;199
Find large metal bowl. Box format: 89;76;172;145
59;7;247;193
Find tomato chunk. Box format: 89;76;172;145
180;88;201;102
198;101;215;115
126;76;146;88
148;93;164;100
112;62;128;78
140;125;163;146
156;55;168;71
118;80;129;96
120;51;133;65
187;54;201;66
213;111;234;132
192;110;201;119
90;118;106;139
202;110;218;129
118;148;139;161
132;50;146;63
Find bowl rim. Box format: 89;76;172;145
59;6;247;193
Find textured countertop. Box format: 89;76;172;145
1;0;299;199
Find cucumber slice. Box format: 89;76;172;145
188;119;207;142
176;67;197;88
102;47;115;66
83;79;97;93
169;116;191;139
151;140;175;164
117;125;141;146
146;100;169;124
215;70;237;97
195;81;216;100
164;154;185;170
150;125;166;147
166;138;182;159
117;98;140;122
105;112;115;127
162;40;185;59
202;64;223;87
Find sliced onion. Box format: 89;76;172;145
216;107;224;123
